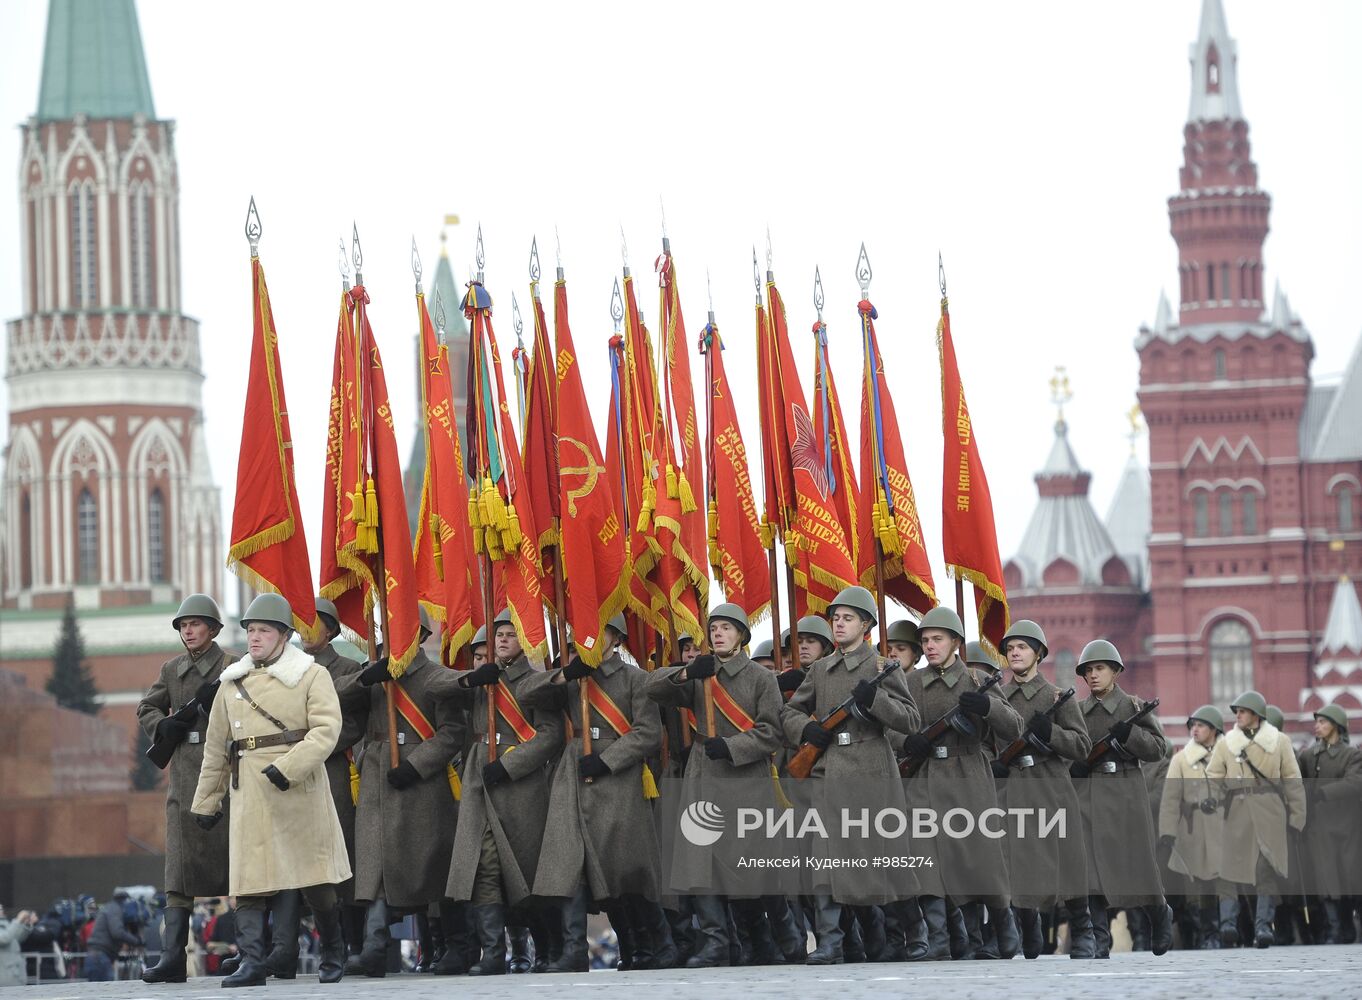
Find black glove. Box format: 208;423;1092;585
1027;712;1053;743
1158;834;1176;853
358;657;391;687
155;716;192;744
777;669;805;695
562;657;591;682
902;733;933;759
1069;761;1090;779
958;690;991;716
464;661;501;688
1109;719;1133;744
852;679;879;711
704;737;732;761
194;681;220;706
482;760;510;787
991;759;1011;780
263;765;290;791
686;655;717;680
387;760;420;790
194;811;223;831
578;752;611;780
801;721;833;749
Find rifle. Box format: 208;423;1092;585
1084;697;1160;768
787;665;896;781
997;686;1076;767
144;681;220;770
899;672;1003;778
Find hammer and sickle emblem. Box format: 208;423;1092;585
560;436;604;517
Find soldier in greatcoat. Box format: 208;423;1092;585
137;594;234;985
1298;704;1362;943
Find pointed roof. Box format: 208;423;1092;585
1153;291;1173;336
1105;455;1151;590
1038;420;1083;478
1308;332;1362;462
1319;576;1362;658
36;0;155;121
1187;0;1243;123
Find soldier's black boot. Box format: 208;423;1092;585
765;896;807;964
1254;895;1276;949
468;904;507;975
342;904;365;958
534;903;563;971
1088;898;1112;959
1199;904;1221;948
631;897;678;969
412;911;434;973
666;903;695;966
946;902;969;959
1065;898;1097;959
262;890;301;979
314;905;346;984
1148;902;1174;956
685;894;730;968
1017;908;1042;960
1127;905;1151;951
344;899;389;978
605;900;635;969
806;894;845;965
852;905;887;961
143;905;190;983
840;906;865;962
1218;897;1240;948
1322;899;1342;945
222;907;268;988
220;953;242;976
546;888;589;973
987;906;1019;960
960;903;990;959
507;925;533;973
898;900;928;962
626;902;659;970
919;897;952;961
878;901;909;962
432;900;469;975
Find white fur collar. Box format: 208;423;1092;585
219;643;314;688
1180;741;1212;766
1224;719;1280;757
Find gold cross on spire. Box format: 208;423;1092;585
1126;403;1144;458
1049;365;1072;428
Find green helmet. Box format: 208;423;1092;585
1265;705;1284;731
752;638;774;659
780;627;791;646
919;606;965;641
241;593;294;632
708;603;751;645
172;593;223;631
828;586;878;626
965;641;1000;672
677;632;694;646
606;613;627;637
886;620;922;647
796;615;834;650
1314;704;1349;733
1075;638;1124;675
493;608;514;627
1229;689;1268;720
1188;704;1225;733
418;606;435;637
1000;619;1048;660
314;597;341;634
471;625;489;649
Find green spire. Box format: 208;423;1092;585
36;0;156;121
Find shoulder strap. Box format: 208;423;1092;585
232;678;288;732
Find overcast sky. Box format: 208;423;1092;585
3;1;1360;622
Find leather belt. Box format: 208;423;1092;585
1230;785;1277;796
1010;754;1036;768
480;734;520;749
230;729;306;787
587;728;621;743
1093;759;1139;774
932;743;982;759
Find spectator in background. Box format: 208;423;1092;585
0;903;39;987
85;891;141;982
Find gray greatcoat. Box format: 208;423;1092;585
901;656;1022;906
646;652;783;896
136;642;233;898
1298;738;1362;895
312;643;364;901
335;649;464;909
780;640;920;904
438;655;564;906
997;673;1090;907
1158;740;1225;884
1077;685;1168;906
521;653;663;901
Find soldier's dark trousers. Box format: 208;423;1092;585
685;895;730;968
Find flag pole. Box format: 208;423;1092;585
767;235;803;666
752;249;787;674
856;243;890;657
938;256;968;641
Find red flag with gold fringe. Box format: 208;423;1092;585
319;291;366;637
811;315;862;582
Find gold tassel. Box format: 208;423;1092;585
636;479;656;533
447;763;462;802
468;496;484;554
665;463;679;500
363;477;380;553
678;471;697;514
758;518;773;550
642;764;660;800
349;760;360;806
770;762;792;810
503;507;522;553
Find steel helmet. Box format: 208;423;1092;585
1075;638;1124;675
828;586;878;626
1229;690;1268;720
1314;704;1348;734
1265;705;1284;731
1188;704;1225;733
708;603;751;645
886;620;922;647
1000;619;1048;660
172;593;223;631
315;597;341;634
796;615;834;650
470;624;489;649
606;613;627;637
919;606;965;641
240;593;294;632
752;638;774;659
965;641;1000;672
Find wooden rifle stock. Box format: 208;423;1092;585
786;666;894;781
1084;697;1161;767
997;686;1075;767
899;672;1002;778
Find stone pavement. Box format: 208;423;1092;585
3;946;1359;1000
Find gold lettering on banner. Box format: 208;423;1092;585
714;426;760;542
385;568;399;594
378;401;394;430
598;512;620;545
955;388;973;512
556;348;574;384
795;493;853;564
955;389;972;447
884;467;926;550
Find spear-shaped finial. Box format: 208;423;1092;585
512;290;524;342
411;236;422;292
352;223;364;285
529;236;541;299
707;268;716;327
620;225;630;277
814;265;825;325
610;277;624;333
555;225;564;281
752;246;761;305
765;225;773;280
433;288;447;337
855;242;872;298
474;223;485;283
244;197;261;257
338;237;351;290
938;251;948;298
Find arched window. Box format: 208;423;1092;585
1209;619;1253;706
1193;493;1209;537
1342;488;1356;532
129;182;152;308
77;488;98;584
148;488;166;582
1220;263;1230;302
1206;265;1215;301
1242;491;1258;535
1214;348;1227;379
20;491;33;589
1218;491;1234;536
1207;47;1221;92
69;181;97;307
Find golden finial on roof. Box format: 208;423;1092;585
1049;365;1072;430
1126;403;1145;458
439;214;460;257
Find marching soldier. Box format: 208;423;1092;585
1068;639;1174;957
189;594;351;987
884;620;922;670
1158;704;1228;949
521;613;669;972
752;639;776;671
1299;704;1362;943
334;611;465;977
776;616;834;701
899;606;1022;960
1208;690;1307;948
440;609;564;975
964;641;1001;677
646;603;785;968
137;594;233;985
993;620;1096;959
780;586;920;964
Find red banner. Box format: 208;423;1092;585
319;291;366;637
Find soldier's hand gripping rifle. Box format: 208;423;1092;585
787;666;896;780
899;672;1003;778
996;687;1076;768
1083;697;1160;768
145;681;221;770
